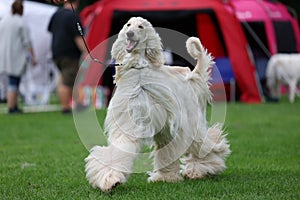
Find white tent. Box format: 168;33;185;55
0;0;59;105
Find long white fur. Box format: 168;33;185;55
266;53;300;103
85;17;231;192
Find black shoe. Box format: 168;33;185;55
8;107;23;114
61;109;72;114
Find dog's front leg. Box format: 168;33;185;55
148;130;183;183
85;134;142;192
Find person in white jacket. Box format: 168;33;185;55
0;0;37;113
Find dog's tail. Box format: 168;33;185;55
186;37;214;75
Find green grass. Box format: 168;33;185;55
0;99;300;199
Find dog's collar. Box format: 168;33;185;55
131;67;144;70
132;63;148;70
122;58;149;70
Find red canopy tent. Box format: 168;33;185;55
223;0;300;100
225;0;300;55
80;0;262;103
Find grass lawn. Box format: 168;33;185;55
0;99;299;199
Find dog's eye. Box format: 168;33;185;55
138;25;144;29
127;23;131;27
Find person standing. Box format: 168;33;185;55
0;0;37;114
48;0;87;114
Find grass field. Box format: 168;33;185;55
0;99;300;199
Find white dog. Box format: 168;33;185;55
85;17;231;192
266;54;300;103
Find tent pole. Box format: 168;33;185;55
241;21;271;58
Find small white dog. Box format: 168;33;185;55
85;17;231;192
266;54;300;103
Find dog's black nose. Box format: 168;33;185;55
126;31;134;38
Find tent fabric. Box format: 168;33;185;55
196;14;226;58
225;0;300;54
80;0;262;103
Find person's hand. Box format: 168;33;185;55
31;56;38;66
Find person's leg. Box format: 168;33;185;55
57;75;72;113
60;57;86;111
55;57;84;113
7;76;21;113
7;90;18;109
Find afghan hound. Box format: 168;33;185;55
85;17;231;192
266;53;300;103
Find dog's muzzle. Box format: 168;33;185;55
126;31;139;53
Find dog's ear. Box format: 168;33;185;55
111;30;126;63
145;32;164;67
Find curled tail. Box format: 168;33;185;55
186;37;214;75
186;37;213;105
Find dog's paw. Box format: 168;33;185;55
85;156;126;192
181;166;205;179
85;146;127;192
98;173;124;192
147;171;183;183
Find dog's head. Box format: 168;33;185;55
111;17;164;67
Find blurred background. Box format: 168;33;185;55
0;0;299;111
